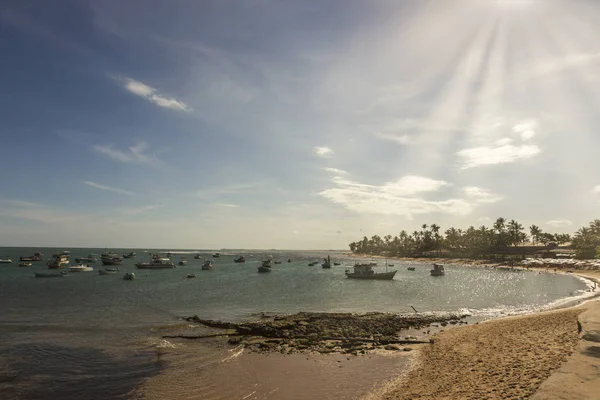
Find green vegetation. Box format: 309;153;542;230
348;217;593;260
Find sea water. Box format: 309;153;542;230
0;247;593;398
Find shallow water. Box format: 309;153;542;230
0;247;593;398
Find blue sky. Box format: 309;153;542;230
1;0;600;249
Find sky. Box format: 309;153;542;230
1;0;600;249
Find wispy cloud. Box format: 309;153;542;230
513;120;537;141
116;76;191;112
214;203;239;208
318;175;479;218
457;143;540;169
463;187;503;203
83;181;134;196
323;167;348;175
0;199;93;224
93;141;162;166
196;183;264;199
546;219;573;227
314;146;333;158
118;205;164;214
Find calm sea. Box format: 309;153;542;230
0;247;593;399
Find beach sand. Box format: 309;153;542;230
379;307;585;400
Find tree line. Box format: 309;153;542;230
347;217;600;259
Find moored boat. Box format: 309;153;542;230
69;264;94;272
19;261;33;267
345;263;397;280
178;257;188;266
234;256;246;263
98;269;117;275
334;262;341;266
76;255;97;263
187;273;195;278
47;255;69;269
322;255;332;269
20;252;43;262
201;260;213;270
101;252;123;266
257;259;272;273
35;271;67;278
407;266;416;271
430;263;445;276
0;257;13;264
123;272;135;280
212;252;220;258
194;253;202;259
135;254;175;269
123;252;136;259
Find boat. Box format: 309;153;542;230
47;255;69;269
123;272;135;280
19;261;32;267
430;263;445;276
101;252;123;266
187;273;196;278
274;261;282;264
308;261;318;266
104;267;119;272
178;257;188;266
35;271;67;278
322;255;332;269
68;264;94;272
123;252;136;259
345;263;397;280
257;259;272;273
51;250;70;258
201;260;213;270
20;252;43;262
407;266;416;271
75;255;97;263
194;253;202;259
288;259;291;263
98;269;117;275
212;252;221;258
334;262;341;266
135;254;175;269
234;256;246;263
0;257;13;264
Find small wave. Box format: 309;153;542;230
220;345;244;363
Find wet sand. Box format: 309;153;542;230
378;307;585;399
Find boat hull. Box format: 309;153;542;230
102;259;123;266
257;267;271;273
35;272;66;278
345;270;397;280
98;269;117;275
430;271;445;276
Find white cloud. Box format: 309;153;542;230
118;205;164;214
592;185;600;194
457;143;540;169
478;216;492;223
214;203;239;208
495;137;513;146
93;141;159;165
513;120;538;141
323;167;348;175
546;219;573;227
463;186;503;203
83;181;134;196
118;77;191;111
375;132;411;145
314;146;333;158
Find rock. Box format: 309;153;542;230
384;345;399;351
228;336;243;345
403;347;413;352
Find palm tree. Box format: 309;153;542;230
529;225;542;246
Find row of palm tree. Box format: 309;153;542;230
349;217;574;259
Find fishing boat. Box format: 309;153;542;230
75;255;97;263
407;266;416;271
212;252;221;258
0;257;13;264
68;264;94;272
19;261;32;267
51;250;70;258
47;255;69;269
345;263;397;280
135;254;175;269
430;263;445;276
202;260;213;270
35;271;67;278
20;252;43;262
123;252;136;259
98;269;117;275
234;256;246;263
178;257;188;266
257;259;272;273
322;255;332;269
123;272;135;280
101;252;123;266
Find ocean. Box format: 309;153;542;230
0;247;594;399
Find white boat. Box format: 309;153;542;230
430;263;445;276
345;263;397;280
69;264;94;272
101;252;123;266
98;269;117;275
135;254;175;269
178;257;188;266
19;261;33;267
257;259;272;273
202;260;213;270
187;273;195;278
0;257;13;264
76;255;97;263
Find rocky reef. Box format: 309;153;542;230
177;312;469;355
